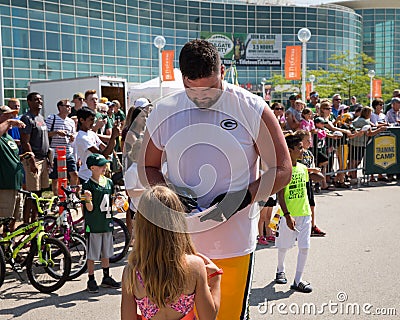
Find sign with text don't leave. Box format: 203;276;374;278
162;50;175;81
285;46;301;80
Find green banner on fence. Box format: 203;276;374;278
364;127;400;175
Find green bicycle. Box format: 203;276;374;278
0;190;71;293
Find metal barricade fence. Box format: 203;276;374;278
310;132;368;186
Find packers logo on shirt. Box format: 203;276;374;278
7;140;18;150
220;119;238;130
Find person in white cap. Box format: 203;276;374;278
133;97;152;113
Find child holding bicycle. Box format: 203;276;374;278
83;153;121;293
121;186;221;320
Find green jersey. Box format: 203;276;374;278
0;133;24;190
83;176;114;233
281;163;311;217
114;109;126;122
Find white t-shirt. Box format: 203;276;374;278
124;162;144;211
146;82;265;259
75;130;102;181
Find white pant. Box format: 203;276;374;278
275;215;311;249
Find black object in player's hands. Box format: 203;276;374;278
170;185;199;213
200;189;252;222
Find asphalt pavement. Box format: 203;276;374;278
1;182;399;320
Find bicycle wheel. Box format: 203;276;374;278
26;237;71;293
109;217;129;263
64;233;87;280
0;246;5;288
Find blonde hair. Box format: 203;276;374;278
360;106;373;119
125;186;196;307
319;99;331;110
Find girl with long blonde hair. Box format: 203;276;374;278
121;186;221;320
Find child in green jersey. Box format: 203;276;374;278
274;134;322;293
83;153;121;293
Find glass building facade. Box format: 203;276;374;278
0;0;363;108
354;7;400;77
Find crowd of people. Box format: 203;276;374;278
1;38;400;320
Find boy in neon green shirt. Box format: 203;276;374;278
274;134;323;293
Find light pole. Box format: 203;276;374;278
309;74;315;92
154;35;166;99
297;28;311;103
261;77;266;100
368;69;375;107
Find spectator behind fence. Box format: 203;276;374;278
299;107;315;134
384;89;400;114
385;97;400;125
331;94;342;118
271;102;286;130
286;99;304;131
121;186;221;320
370;99;386;127
46;99;78;195
307;91;319;113
313;117;341;190
348;107;387;182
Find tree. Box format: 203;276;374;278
309;52;399;104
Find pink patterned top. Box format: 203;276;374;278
134;270;196;319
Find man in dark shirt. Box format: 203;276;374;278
19;92;50;223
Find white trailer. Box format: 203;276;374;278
28;76;127;117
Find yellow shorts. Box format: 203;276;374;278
23;158;50;192
337;145;349;170
0;190;24;220
212;253;254;320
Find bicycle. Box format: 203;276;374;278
44;185;129;264
0;190;71;293
42;187;87;280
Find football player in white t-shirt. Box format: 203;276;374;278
138;40;291;320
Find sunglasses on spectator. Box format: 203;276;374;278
274;107;284;110
322;107;332;110
334;99;341;101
